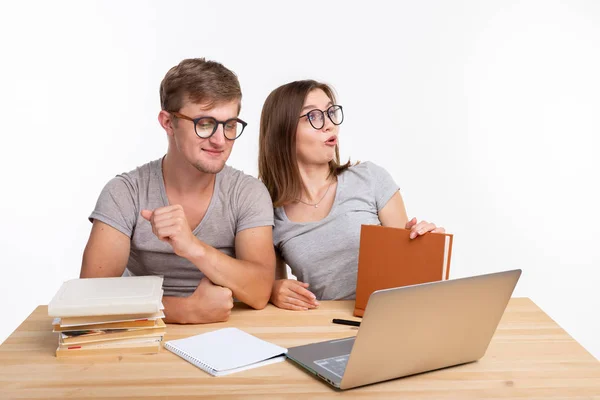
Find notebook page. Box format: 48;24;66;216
165;328;287;374
211;355;286;377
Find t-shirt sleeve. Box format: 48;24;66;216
367;162;400;211
88;176;138;238
235;177;274;233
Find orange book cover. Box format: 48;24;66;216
354;225;453;317
53;318;159;332
56;342;161;358
54;310;164;328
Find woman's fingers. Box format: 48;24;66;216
280;301;308;311
409;221;440;239
272;280;319;310
405;217;418;230
288;281;319;306
282;295;316;310
410;220;428;238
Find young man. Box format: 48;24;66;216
80;58;275;324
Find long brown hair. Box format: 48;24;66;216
259;80;351;207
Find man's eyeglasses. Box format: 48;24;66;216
299;105;344;130
171;112;247;140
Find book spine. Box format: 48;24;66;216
164;342;218;376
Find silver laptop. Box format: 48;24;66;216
286;269;521;390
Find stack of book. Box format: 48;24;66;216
48;275;166;358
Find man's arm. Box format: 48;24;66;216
186;226;276;310
80;220;218;324
80;220;130;278
275;254;288;280
141;206;275;310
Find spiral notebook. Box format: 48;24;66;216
164;328;287;376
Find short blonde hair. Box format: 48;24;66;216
159;58;241;112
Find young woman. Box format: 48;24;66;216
259;80;445;310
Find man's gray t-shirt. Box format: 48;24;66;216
273;162;399;301
90;158;274;297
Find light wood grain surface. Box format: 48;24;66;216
0;298;598;399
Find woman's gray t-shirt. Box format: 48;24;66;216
273;162;399;300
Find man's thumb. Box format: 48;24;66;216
141;209;153;221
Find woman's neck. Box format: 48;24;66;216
297;163;335;202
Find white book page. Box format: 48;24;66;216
166;328;287;374
48;276;164;317
442;235;451;280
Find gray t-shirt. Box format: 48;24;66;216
89;158;274;297
273;162;399;300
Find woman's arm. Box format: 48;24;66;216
378;192;409;228
270;253;319;310
378;192;445;237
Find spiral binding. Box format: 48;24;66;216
164;342;217;375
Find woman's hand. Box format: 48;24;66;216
405;217;445;239
270;279;319;311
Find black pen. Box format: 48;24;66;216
332;318;361;327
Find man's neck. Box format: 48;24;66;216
297;162;334;202
162;152;216;196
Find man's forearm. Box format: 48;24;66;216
186;241;273;309
162;295;191;324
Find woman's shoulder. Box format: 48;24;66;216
340;161;398;199
342;161;387;180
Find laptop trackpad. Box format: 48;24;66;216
287;337;355;368
314;353;350;379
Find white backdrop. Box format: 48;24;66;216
1;0;598;359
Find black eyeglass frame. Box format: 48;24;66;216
298;105;344;130
171;111;247;140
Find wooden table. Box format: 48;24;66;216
0;298;598;399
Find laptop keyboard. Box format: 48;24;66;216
314;354;350;379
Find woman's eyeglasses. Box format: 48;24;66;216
299;105;344;130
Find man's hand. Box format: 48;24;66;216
141;205;200;259
181;277;234;324
270;279;319;311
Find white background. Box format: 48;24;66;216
1;1;598;359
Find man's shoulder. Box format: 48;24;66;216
116;158;161;184
218;165;267;193
217;166;273;221
99;158;161;199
